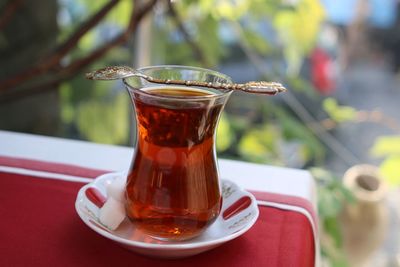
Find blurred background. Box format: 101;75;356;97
1;0;400;266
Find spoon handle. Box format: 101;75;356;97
145;77;286;95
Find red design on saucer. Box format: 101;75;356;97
85;187;106;208
223;196;252;220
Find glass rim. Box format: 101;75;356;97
123;65;233;101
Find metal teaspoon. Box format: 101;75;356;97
86;66;287;95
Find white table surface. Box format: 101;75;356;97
0;130;317;209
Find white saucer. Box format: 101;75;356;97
75;172;259;259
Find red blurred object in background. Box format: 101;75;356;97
311;47;336;95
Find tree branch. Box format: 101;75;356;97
0;0;120;92
47;0;121;68
54;0;158;75
0;0;159;103
166;1;210;67
0;0;24;31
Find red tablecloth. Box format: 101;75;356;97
0;157;315;267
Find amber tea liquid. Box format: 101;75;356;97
125;86;224;240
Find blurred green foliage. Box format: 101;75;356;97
370;135;400;157
216;113;234;152
370;135;400;186
322;97;400;189
323;98;357;123
274;0;325;75
58;0;133;144
311;167;354;267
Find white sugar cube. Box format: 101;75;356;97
106;175;126;202
99;198;126;230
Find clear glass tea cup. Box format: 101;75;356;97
123;66;232;241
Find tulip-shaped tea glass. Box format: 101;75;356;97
123;66;233;241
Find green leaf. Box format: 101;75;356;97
370;135;400;157
313;165;352;267
276;108;325;164
229;115;253;132
78;30;96;51
380;155;400;187
237;125;282;164
247;0;281;18
106;0;133;26
310;167;354;217
76;92;130;144
286;76;318;98
241;29;271;55
196;15;225;66
213;0;250;21
216;113;234;152
318;186;342;218
59;83;75;124
323;98;357;122
273;0;325;75
324;217;343;247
